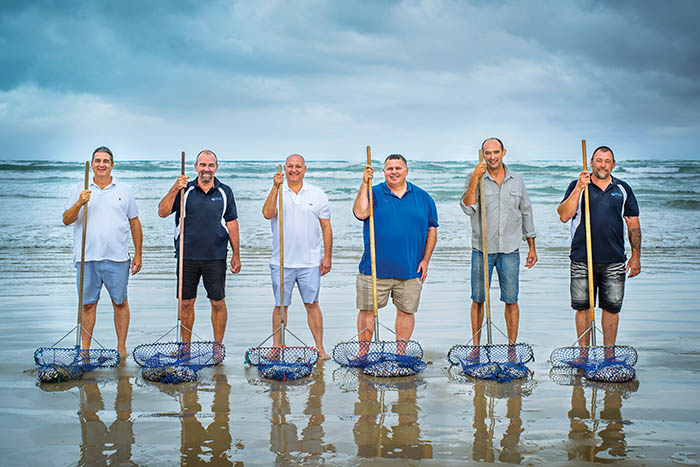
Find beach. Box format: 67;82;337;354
1;159;699;465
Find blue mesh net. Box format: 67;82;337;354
34;345;120;383
245;346;318;381
132;341;224;384
447;343;534;383
550;345;637;383
332;340;426;377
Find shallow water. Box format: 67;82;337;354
2;249;699;465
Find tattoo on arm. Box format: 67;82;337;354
628;227;641;252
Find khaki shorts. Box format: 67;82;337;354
355;273;423;314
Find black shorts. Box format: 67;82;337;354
178;259;226;301
570;261;625;313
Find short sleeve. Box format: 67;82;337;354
125;185;139;219
318;189;331;219
427;193;439;228
224;187;238;222
562;180;577;203
622;183;640;217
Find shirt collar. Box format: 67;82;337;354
282;182;305;194
380;181;413;196
89;177;116;190
194;176;221;191
484;164;513;182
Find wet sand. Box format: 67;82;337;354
1;248;700;465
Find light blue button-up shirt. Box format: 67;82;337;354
460;165;535;254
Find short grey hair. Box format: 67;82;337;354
92;146;114;163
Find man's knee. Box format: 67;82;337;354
210;298;227;312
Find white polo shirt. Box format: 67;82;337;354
270;182;330;268
65;177;139;263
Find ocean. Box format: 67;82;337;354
1;158;699;286
0;158;699;465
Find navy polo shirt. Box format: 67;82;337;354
358;182;439;279
172;177;238;260
563;176;639;263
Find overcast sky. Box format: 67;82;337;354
1;0;699;161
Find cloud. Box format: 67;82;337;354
1;0;698;160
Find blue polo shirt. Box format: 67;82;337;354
172;177;238;260
563;176;639;263
358;182;439;279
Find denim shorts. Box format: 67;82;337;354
77;260;130;305
471;249;520;304
570;261;626;313
270;266;321;307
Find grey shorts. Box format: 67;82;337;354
570;261;626;313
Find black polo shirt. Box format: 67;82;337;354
563;176;639;263
172;177;238;260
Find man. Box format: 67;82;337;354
352;154;438;343
157;150;241;344
63;146;143;358
557;145;641;347
261;154;333;359
460;138;537;346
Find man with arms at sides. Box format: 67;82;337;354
158;150;241;346
262;154;333;359
557;145;641;347
352;154;438;346
63;146;143;359
460;138;537;347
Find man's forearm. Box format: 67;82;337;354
320;219;333;259
628;228;641;256
422;227;437;262
130;218;143;256
62;202;82;226
353;181;370;219
557;187;582;222
262;186;279;219
461;177;479;207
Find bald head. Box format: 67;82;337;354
286;153;305;165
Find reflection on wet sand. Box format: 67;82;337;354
567;384;630;463
78;368;136;466
352;372;433;460
179;372;232;465
471;380;526;464
268;361;334;463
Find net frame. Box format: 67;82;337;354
332;147;426;377
132;152;225;384
245;164;319;381
550;140;638;384
34;162;121;383
446;149;533;383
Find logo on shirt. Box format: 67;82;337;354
211;196;222;202
610;191;622;197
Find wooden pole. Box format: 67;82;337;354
76;161;89;347
367;146;380;341
278;164;285;346
581;139;596;347
478;149;492;345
